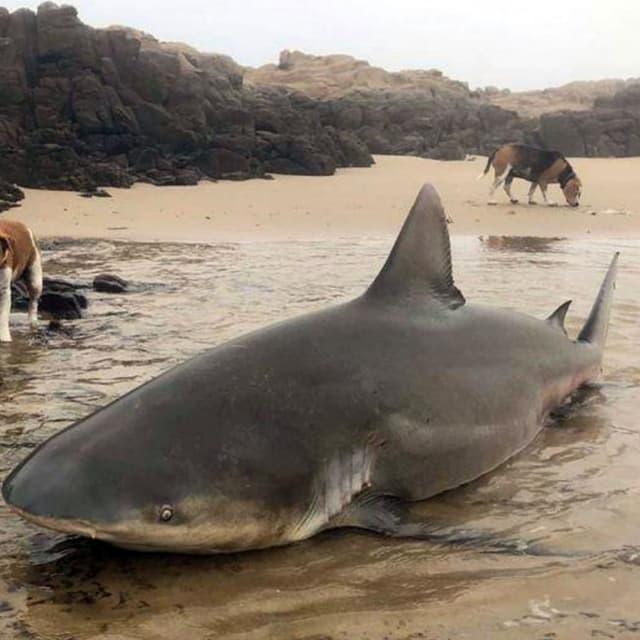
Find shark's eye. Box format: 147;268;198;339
159;505;174;522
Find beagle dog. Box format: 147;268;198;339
480;143;582;207
0;219;43;342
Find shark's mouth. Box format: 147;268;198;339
7;504;101;539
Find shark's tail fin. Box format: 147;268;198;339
476;149;497;180
577;253;619;349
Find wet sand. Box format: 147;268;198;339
9;155;640;242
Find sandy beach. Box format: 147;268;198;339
7;155;640;242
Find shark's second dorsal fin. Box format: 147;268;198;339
546;300;572;334
365;184;465;308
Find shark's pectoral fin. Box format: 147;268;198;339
330;493;409;535
365;184;465;309
546;300;572;334
334;497;580;557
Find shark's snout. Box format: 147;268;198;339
2;443;119;530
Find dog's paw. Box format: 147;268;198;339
487;200;497;206
528;200;537;206
548;201;558;207
510;199;519;204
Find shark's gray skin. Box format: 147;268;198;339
2;184;618;554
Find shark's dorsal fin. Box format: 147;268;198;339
546;300;572;334
365;184;465;308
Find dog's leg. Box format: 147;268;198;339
503;172;518;204
539;183;557;207
528;182;538;205
0;266;12;343
488;164;511;205
25;250;43;330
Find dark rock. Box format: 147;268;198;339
0;179;24;203
0;4;375;190
79;187;111;198
0;179;25;212
39;291;84;319
93;273;128;293
427;140;466;160
319;91;526;160
537;113;586;156
534;101;640;157
11;277;87;319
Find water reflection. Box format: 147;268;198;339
479;235;566;253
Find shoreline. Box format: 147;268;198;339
6;155;640;243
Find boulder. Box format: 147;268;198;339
93;273;127;293
11;277;87;319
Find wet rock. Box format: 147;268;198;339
11;277;87;319
93;273;128;293
39;291;84;319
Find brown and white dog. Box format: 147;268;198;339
480;143;582;207
0;220;43;342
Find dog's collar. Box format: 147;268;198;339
558;164;575;189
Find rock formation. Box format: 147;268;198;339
532;83;640;157
248;50;526;160
0;3;372;192
249;51;640;160
484;79;638;119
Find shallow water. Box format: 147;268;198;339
0;234;638;639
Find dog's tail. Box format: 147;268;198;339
477;148;497;180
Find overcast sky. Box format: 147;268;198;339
4;0;639;90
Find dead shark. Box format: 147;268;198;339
2;184;618;553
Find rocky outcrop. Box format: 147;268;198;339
318;91;525;160
484;79;638;119
532;83;640;157
0;3;373;191
246;49;473;100
248;50;640;160
248;51;527;161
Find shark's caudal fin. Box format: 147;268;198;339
578;253;619;348
366;184;465;308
